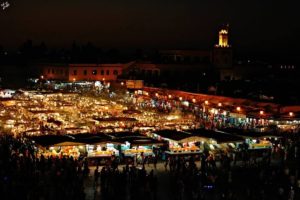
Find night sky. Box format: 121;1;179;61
1;0;299;54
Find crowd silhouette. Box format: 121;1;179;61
1;131;300;200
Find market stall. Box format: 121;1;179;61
151;130;205;155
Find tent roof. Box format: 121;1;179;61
93;117;137;122
186;129;245;143
220;127;281;139
152;130;205;143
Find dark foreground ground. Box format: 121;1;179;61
84;156;300;200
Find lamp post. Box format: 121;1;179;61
236;106;241;126
260;110;264;126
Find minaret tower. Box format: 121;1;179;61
213;24;233;80
216;24;230;47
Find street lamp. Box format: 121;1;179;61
289;112;294;117
259;110;264;125
260;110;264;115
236;106;241;112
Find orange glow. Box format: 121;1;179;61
260;111;264;115
192;98;196;103
179;97;183;101
236;107;241;112
289;112;294;117
218;103;222;107
204;100;209;105
168;95;172;99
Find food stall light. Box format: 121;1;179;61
179;97;183;101
205;100;209;105
289;112;294;117
192;98;196;103
236;107;241;112
223;111;227;115
218;103;222;107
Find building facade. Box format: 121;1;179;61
42;63;124;81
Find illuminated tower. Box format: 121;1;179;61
213;24;233;80
217;25;230;47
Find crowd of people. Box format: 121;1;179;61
95;164;158;200
0;134;86;200
162;133;300;200
1;128;300;200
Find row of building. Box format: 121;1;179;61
40;26;233;82
39;25;298;84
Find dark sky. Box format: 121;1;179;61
1;0;299;54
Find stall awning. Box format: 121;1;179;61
152;130;206;143
186;129;245;143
